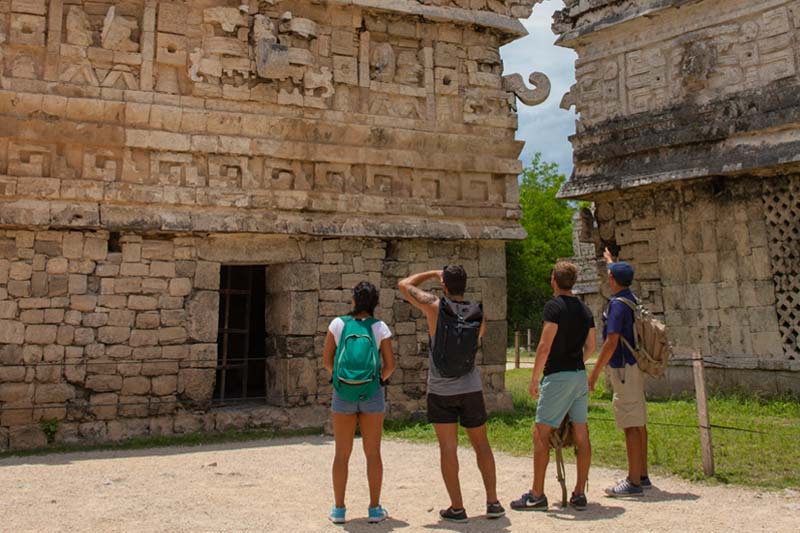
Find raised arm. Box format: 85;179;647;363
397;271;441;328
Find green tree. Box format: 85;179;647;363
506;153;575;341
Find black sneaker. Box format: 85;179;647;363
486;501;506;519
510;491;548;511
569;492;587;510
440;507;468;523
640;476;653;490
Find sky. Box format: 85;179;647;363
500;0;577;177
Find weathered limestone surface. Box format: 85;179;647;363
0;0;554;240
556;0;800;394
0;1;543;449
0;231;510;449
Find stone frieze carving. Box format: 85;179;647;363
502;72;551;106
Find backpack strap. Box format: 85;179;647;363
608;297;640;354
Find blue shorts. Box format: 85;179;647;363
536;370;589;427
332;386;385;415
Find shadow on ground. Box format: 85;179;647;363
0;434;331;467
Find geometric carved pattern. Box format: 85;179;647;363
763;175;800;358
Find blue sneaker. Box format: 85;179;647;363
329;506;346;524
605;478;644;497
368;505;389;523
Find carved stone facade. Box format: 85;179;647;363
556;0;800;395
0;0;547;450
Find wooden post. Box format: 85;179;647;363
692;350;715;477
527;328;532;358
514;330;521;369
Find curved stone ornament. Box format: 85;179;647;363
503;72;551;106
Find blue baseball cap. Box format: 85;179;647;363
608;261;634;286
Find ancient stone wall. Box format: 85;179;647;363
0;230;509;450
0;0;550;240
555;0;800;197
556;0;800;395
0;1;543;449
573;175;800;396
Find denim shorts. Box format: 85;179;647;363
331;386;385;415
536;370;589;427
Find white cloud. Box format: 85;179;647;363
501;0;577;176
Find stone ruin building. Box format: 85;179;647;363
555;0;800;395
0;0;551;450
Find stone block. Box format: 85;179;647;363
0;300;18;319
9;425;48;450
0;320;25;344
135;312;161;329
152;375;178;396
266;263;320;292
169;278;192;296
34;384;75;404
97;326;131;344
141;361;177;376
174;413;204;433
128;295;158;310
194;261;220;290
479;241;506;277
267;291;319;336
0;344;23;364
70;294;97;312
85;374;123;392
158;326;187;345
130;329;159;347
83;237;107;261
46;257;69;274
481;277;507;320
120;263;149;277
481;320;507;365
188;344;217;369
178;368;215;401
187;291;219;342
108;309;135;327
25;324;58;344
150;261;176;278
90;393;118;420
121;377;150;396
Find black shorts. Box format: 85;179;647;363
427;391;488;428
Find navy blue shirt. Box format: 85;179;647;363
603;288;637;368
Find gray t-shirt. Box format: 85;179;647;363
427;338;483;396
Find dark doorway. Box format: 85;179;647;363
214;265;267;400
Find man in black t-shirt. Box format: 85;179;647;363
511;261;596;512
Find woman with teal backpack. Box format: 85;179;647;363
323;281;396;524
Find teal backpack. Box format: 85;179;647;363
333;316;381;402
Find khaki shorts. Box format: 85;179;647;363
608;364;647;429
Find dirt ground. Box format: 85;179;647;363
1;436;797;532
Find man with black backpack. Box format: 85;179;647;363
589;249;652;497
398;266;505;523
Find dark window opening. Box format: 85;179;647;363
108;232;122;253
214;265;267;400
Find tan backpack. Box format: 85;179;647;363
612;297;672;377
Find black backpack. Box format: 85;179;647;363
431;298;483;378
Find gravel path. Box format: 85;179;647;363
1;436;797;532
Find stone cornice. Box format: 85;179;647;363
329;0;529;43
554;0;700;47
558;79;800;199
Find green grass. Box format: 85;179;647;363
0;427;323;461
385;369;800;490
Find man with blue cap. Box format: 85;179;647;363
589;248;651;497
